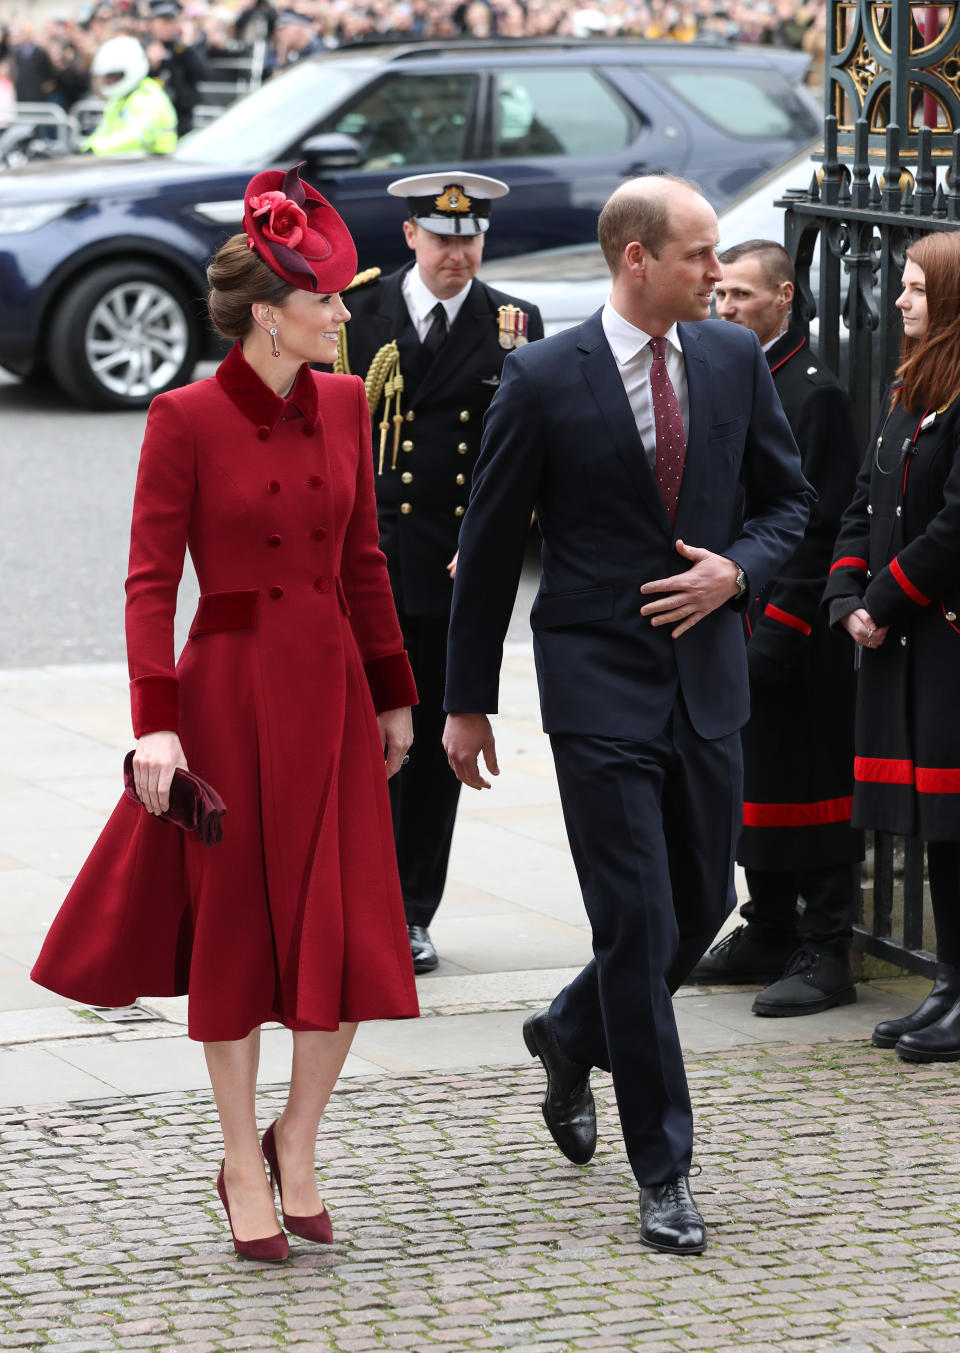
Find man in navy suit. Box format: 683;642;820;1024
442;176;813;1254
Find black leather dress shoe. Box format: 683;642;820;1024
873;962;960;1047
640;1175;707;1255
522;1008;596;1165
407;925;438;973
896;992;960;1062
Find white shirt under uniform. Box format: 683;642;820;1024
601;299;690;472
401;266;473;341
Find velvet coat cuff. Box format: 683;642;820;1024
364;651;418;714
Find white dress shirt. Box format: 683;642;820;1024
401;266;473;341
601;299;689;470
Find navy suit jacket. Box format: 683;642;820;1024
444;311;814;741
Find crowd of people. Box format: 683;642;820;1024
0;0;827;133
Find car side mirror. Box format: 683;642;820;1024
299;133;362;172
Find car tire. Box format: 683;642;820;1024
48;261;200;410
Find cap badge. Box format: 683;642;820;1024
497;304;529;350
435;185;471;213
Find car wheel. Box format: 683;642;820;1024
48;261;200;410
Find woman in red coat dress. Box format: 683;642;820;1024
32;165;419;1261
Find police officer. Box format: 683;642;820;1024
338;173;543;972
147;0;207;137
694;239;864;1015
85;34;178;156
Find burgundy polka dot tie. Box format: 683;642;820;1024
648;336;686;523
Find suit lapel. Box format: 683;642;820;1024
578;312;671;535
412;279;491;407
672;322;709;539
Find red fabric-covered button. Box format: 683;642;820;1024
257;426;270;442
312;527;327;541
269;586;284;600
302;425;316;438
308;474;324;488
267;534;282;548
314;576;330;594
267;480;280;494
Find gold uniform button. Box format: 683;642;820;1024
867;504;874;515
402;439;414;452
401;471;413;484
900;635;907;646
896;506;902;517
459;410;470;423
947;611;958;622
454;505;465;517
400;502;413;515
455;473;466;486
405;410;415;422
457;442;468;454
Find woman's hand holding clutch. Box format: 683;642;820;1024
133;731;189;814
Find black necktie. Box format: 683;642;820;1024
422;301;448;360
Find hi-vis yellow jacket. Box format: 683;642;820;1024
85;77;177;155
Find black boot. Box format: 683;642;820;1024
896;992;960;1062
751;944;856;1017
687;924;800;986
873;963;960;1048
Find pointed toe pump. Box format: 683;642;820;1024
262;1121;334;1244
216;1163;289;1263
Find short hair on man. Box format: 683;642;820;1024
717;239;795;289
597;173;702;274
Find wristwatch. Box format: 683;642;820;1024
733;563;748;597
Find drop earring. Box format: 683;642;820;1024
269;327;279;358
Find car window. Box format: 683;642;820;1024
323;72;478;170
494;68;635;159
651;66;818;141
175;62;368;165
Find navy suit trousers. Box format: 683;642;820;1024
549;698;742;1186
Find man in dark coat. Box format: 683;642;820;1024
692;239;863;1014
443;179;812;1252
147;0;207;136
337;172;543;974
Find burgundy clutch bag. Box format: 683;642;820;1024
123;751;227;846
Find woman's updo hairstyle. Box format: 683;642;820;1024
206;233;295;341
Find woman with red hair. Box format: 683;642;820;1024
33;166;419;1260
825;230;960;1062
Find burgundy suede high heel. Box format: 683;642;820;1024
261;1120;334;1243
216;1162;289;1262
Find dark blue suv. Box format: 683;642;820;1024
0;40;818;408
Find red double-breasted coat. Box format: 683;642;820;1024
32;343;420;1040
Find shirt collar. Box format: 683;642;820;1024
215;340;319;431
403;263;474;327
601;298;681;366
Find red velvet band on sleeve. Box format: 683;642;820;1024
363;651;418;714
130;675;181;738
763;603;812;637
890;556;931;606
830;556;868;574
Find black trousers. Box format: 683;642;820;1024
388;611;462;928
741;864;858;948
548;699;742;1187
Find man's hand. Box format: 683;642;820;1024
447;549;459;580
639;540;741;638
378;706;414;778
841;607;889;650
443;713;499;790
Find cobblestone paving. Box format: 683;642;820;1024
2;1040;960;1353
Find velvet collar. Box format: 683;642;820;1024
215;340;320;431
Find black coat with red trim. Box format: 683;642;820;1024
739;324;863;869
824;390;960;839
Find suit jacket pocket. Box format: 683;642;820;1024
709;417;743;440
189;589;259;638
531;585;615;631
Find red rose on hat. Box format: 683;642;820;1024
262;199;307;249
249;190;286;218
242;163;357;294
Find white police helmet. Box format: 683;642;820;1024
92;35;149;99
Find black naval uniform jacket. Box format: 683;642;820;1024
824;388;960;841
738;324;864;870
342;264;544;619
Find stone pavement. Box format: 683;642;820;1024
1;647;959;1350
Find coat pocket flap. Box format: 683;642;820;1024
531;585;615;631
189;589;260;638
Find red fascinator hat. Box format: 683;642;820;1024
242;162;357;294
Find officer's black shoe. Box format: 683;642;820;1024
640;1175;707;1255
522;1008;596;1165
407;924;439;974
686;924;799;986
873;963;960;1047
751;944;856;1017
896;992;960;1062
